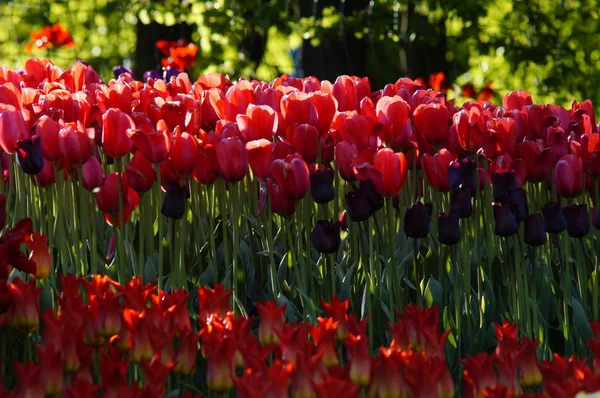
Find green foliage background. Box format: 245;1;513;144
1;0;599;108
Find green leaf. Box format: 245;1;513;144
569;297;593;340
340;262;357;301
424;277;443;308
144;259;157;284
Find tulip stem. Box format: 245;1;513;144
157;167;165;291
451;245;462;363
414;238;423;308
594;179;600;320
530;246;539;338
230;182;240;313
218;180;231;288
266;199;278;298
70;169;83;275
386;197;397;317
208;185;218;283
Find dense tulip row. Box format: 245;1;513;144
2;271;600;397
2;57;600;371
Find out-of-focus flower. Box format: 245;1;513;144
156;39;198;71
25;23;75;53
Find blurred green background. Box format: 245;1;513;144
1;0;598;107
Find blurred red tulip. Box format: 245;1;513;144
502;90;532;110
554;154;583;198
217;137;248;182
257;301;286;346
8;279;41;333
25;23;75;53
27;233;51;279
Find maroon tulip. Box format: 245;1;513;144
102;108;135;158
268;179;295;216
334;141;359;181
515;141;554;183
81;156;104;192
95;172;129;214
126;151;156;193
343;114;371;152
216;137;248;182
31;160;55;188
421;149;454;192
554;154;583;198
58;121;95;165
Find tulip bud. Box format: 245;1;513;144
31;161;55;188
59;122;95;165
170;128;198;177
16;136;44;175
272;154;310;201
102;108;135;158
413;102;450;145
506;188;528;222
36;115;61;162
493;203;519;237
438;212;460;245
0;105;28;154
268;180;295;216
563;204;590;238
524;213;547;246
246;139;272;181
310;220;341;254
404;202;433;239
345;187;373;222
310;168;335;204
95;172;128;214
554;154;583;198
8;279;41;333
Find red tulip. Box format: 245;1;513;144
272;154;310;200
8;279;41;333
102;108;135;158
422;149;454;192
335;141;359;181
554;154;583;198
515;140;554;183
454;107;489;153
413;102;450;145
95;172;129;214
331;75;370;112
246;139;273;181
169;127;198;177
280;91;318;129
36;115;61;161
257;301;286;346
360;148;407;197
217;137;248;182
131;124;171;164
483;117;517;158
58;121;95;165
31;160;55;188
236;104;278;141
290;123;319;164
343;114;371;152
309;91;337;134
0;105;28;154
81;156;104;192
126;151;156;193
27;233;51;279
502;90;532;110
268;179;295;216
376;95;410;143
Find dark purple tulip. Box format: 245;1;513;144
492;171;516;202
404;202;433;239
542;202;566;234
493;203;519;237
310;168;335;204
360;179;384;213
16;136;43;175
449;157;475;191
113;65;134;80
506;188;528;222
310;220;341;254
345;187;373;222
163;66;181;81
161;182;187;219
144;70;161;81
438;212;460;245
450;187;473;219
563;204;590;238
524;213;547;246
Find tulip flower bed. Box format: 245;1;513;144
2;57;600;395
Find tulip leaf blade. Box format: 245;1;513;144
424;277;443;308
